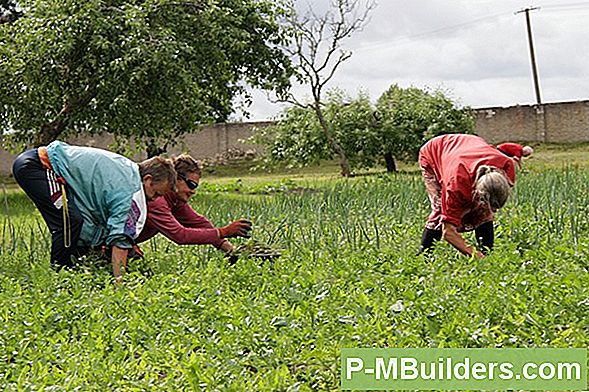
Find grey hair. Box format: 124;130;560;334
138;156;177;190
474;165;512;210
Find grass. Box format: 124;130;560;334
0;145;588;390
198;143;589;188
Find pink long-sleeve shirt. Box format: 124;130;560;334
496;142;524;159
136;192;228;248
419;134;516;228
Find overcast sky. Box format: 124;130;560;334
242;0;589;121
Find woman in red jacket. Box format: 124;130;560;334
136;154;251;261
418;134;516;258
496;142;533;164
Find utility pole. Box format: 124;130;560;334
516;6;542;104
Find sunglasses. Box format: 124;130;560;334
179;175;199;190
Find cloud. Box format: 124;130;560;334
246;0;589;120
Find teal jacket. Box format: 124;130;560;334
46;141;146;248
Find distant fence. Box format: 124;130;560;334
1;100;588;176
0;122;271;177
474;100;589;144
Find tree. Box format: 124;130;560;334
252;104;331;169
252;89;377;170
0;0;22;24
0;0;293;150
375;84;475;172
324;90;380;170
278;0;376;177
253;86;475;174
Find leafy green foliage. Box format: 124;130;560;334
252;87;475;173
0;0;292;148
0;165;588;389
375;84;476;163
251;104;331;168
251;90;377;170
325;90;380;170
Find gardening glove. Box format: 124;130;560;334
128;244;144;261
218;219;252;239
224;249;240;266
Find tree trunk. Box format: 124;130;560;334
36;87;97;146
313;104;352;177
146;141;167;158
37;112;69;146
384;152;397;173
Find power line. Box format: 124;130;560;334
392;11;512;42
537;6;589;14
354;3;588;53
542;1;589;9
354;11;513;52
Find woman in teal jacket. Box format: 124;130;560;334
12;141;176;281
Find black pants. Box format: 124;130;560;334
418;221;494;255
474;221;494;254
12;149;84;268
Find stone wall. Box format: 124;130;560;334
0;122;272;177
172;121;271;158
2;100;588;176
474;100;589;144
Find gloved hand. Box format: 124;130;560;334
218;219;252;238
224;249;239;265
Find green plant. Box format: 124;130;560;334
0;163;587;389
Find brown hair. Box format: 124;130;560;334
474;165;512;210
173;154;201;177
138;156;177;189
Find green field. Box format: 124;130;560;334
0;146;588;390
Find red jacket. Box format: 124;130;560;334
136;192;227;248
419;134;516;227
497;143;525;159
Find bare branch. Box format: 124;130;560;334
319;50;352;89
273;0;376;177
268;91;307;109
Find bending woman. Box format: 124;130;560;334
418;134;516;258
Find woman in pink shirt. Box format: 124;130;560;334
496;142;534;166
418;134;516;258
136;154;251;261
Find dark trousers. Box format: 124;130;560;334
12;149;84;268
418;221;495;255
474;221;494;254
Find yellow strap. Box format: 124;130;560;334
61;183;71;248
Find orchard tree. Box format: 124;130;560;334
252;105;331;169
279;0;376;177
375;85;475;172
0;0;21;23
325;90;379;170
254;86;475;174
0;0;293;151
252;89;377;170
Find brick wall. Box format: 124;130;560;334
474;100;589;143
2;100;588;176
0;122;272;177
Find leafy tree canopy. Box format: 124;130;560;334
0;0;22;23
375;84;475;167
252;89;376;170
0;0;293;150
253;86;475;173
